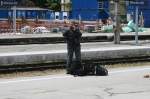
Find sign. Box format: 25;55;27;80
129;1;144;5
0;0;18;7
127;0;147;6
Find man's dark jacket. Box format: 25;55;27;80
63;29;82;46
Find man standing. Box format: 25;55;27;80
63;22;82;74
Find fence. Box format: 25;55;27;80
0;18;114;34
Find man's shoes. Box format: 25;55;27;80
66;68;73;74
71;69;86;76
66;71;72;74
66;69;86;76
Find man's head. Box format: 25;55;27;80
73;21;79;29
70;24;75;30
70;21;79;30
74;23;79;27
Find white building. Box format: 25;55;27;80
61;0;71;11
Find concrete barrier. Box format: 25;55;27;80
0;46;150;66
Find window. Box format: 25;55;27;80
98;1;103;9
56;15;59;19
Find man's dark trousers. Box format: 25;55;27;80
66;42;81;72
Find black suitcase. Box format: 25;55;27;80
70;61;108;76
83;63;108;76
95;65;108;76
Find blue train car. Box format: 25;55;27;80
70;0;109;21
127;0;150;27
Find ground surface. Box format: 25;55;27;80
0;66;150;99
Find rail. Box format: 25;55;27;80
0;56;150;73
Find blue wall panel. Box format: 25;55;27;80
127;0;150;27
0;9;53;20
0;10;8;18
71;0;109;21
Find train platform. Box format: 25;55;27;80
0;41;150;66
0;66;150;99
0;32;150;45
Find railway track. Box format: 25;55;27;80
1;33;150;45
0;56;150;73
